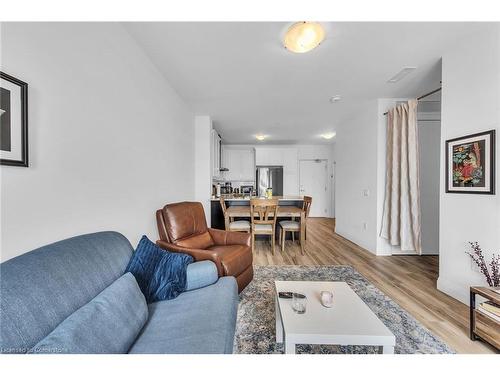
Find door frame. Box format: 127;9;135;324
298;158;329;217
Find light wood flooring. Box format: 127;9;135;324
252;217;496;353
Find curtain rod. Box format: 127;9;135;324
383;87;442;116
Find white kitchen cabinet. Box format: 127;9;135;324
254;148;268;165
222;147;255;181
254;147;299;194
239;149;255;180
221;147;237;180
282;148;299;195
255;147;283;166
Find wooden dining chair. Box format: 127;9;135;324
250;198;279;255
279;196;312;254
220;197;251;233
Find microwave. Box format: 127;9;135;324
241;185;254;195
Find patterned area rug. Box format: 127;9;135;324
234;265;455;354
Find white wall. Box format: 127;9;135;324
437;25;500;304
0;23;195;261
194;116;212;224
335;100;379;253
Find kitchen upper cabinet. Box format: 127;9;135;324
239;149;255;181
222;147;255;181
282;148;299;195
255;147;298;194
255;148;283;165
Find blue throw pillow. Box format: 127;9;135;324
125;235;194;303
29;273;148;354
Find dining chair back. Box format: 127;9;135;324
303;196;312;219
278;196;312;255
221;197;250;233
250;198;279;254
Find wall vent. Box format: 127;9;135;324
387;67;417;83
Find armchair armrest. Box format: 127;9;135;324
208;228;251;247
156;240;224;276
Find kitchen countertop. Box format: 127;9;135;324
210;195;304;201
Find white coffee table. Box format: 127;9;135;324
275;280;396;354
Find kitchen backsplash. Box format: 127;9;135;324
212;179;255;188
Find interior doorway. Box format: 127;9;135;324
417;92;441;255
299;159;328;217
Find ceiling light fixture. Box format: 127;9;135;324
387;67;417;83
255;134;267;141
321;132;336;140
283;22;325;53
329;95;342;103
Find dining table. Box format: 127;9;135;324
225;205;305;254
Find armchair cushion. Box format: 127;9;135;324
161;202;209;243
208;228;251;247
176;231;214;249
126;236;193;303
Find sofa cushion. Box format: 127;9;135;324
128;277;238;354
29;273;148;354
125;235;193;303
0;232;133;353
207;244;253;277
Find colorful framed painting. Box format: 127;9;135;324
446;130;495;194
1;71;28;167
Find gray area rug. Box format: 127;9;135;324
234;265;455;354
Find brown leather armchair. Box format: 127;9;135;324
156;201;253;292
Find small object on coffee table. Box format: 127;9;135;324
320;291;334;307
291;293;307;314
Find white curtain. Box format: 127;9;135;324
380;99;421;253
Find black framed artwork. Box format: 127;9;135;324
0;71;28;167
445;129;495;194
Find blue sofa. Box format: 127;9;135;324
0;232;239;354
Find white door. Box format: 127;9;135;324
299;160;328;217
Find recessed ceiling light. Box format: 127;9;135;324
320;132;336;140
255;134;267;141
283;22;325;53
329;95;342;103
387;67;417;83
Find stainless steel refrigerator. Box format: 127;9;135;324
256;166;284;196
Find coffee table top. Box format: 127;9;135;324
275;281;395;345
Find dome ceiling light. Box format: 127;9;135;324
320;132;336;140
283;22;325;53
255;134;267;141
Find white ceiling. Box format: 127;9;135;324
124;22;489;144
